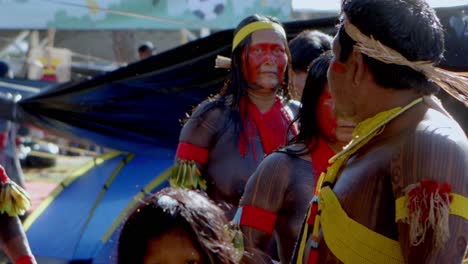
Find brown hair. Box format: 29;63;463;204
118;187;237;264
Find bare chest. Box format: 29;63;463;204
205;128;265;211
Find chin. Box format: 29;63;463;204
252;83;279;93
334;107;355;121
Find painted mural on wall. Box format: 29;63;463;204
0;0;291;29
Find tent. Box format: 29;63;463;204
24;150;173;263
9;5;467;263
0;78;53;101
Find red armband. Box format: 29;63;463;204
176;142;209;165
16;255;36;264
238;205;278;235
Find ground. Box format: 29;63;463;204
23;155;93;212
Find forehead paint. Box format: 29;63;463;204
244;43;287;85
331;62;347;74
317;89;337;141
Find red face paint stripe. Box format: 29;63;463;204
331;62;347;74
245;43;287;84
316;89;338;142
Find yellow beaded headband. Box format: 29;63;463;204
232;21;287;51
343;17;468;106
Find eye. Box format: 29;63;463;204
254;47;263;53
272;45;285;54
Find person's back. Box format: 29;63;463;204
303;103;468;258
316;97;467;263
292;0;468;263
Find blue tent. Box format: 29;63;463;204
0;78;52;99
24;150;173;263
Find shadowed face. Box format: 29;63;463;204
317;86;355;144
327;32;357;121
242;29;288;92
144;227;205;264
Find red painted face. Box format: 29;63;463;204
242;30;288;90
316;88;338;141
245;43;287;83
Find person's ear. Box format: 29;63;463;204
350;48;366;87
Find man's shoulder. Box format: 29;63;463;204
412;109;468;150
247;151;308;195
253;151;303;181
262;146;311;176
262;151;296;168
276;143;310;158
394;110;468;191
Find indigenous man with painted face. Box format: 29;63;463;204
237;52;355;264
291;0;468;263
171;14;296;219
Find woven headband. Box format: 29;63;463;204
343;17;468;106
232;21;286;51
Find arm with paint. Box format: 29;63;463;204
0;214;36;264
393;122;468;263
0;165;36;264
237;153;291;264
171;100;225;190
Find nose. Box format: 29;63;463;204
264;52;277;65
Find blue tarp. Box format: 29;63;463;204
0;78;52;99
16;17;340;154
25;149;173;263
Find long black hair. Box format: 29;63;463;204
288;51;332;154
